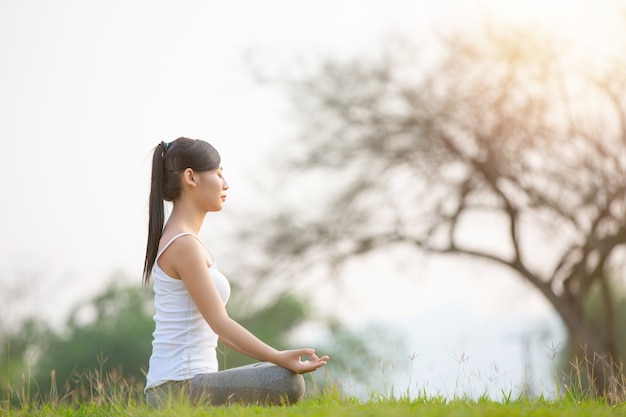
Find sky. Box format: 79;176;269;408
1;0;624;399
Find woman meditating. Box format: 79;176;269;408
142;137;328;407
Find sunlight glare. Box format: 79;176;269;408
476;0;625;60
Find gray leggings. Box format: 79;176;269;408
145;362;305;407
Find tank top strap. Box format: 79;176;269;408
156;232;215;264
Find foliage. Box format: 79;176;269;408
219;287;311;369
0;279;319;404
0;318;55;408
3;315;626;414
307;320;408;399
3;276;394;405
220;281;410;398
240;10;626;398
29;279;154;402
218;285;406;396
556;278;626;401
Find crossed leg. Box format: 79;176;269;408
146;362;305;407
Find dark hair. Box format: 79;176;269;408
142;137;221;285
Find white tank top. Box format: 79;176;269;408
145;232;230;391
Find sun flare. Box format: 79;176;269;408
473;0;625;60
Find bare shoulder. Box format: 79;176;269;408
165;234;204;260
158;233;205;279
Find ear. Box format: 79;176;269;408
182;168;196;186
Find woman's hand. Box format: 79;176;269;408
275;348;329;374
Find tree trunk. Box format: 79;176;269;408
553;294;615;398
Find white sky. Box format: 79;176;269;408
1;0;624;399
0;0;453;296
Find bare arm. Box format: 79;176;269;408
219;335;264;361
171;236;328;373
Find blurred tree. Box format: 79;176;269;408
309;320;407;399
0;318;53;406
219;284;405;397
242;16;626;397
0;276;154;405
0;273;391;404
33;278;155;397
33;280;317;396
218;286;311;369
557;276;626;400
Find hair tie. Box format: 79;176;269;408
160;141;169;152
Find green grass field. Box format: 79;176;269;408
3;396;626;417
4;355;626;416
3;380;626;417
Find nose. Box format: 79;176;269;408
222;178;229;190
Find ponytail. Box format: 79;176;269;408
143;142;168;285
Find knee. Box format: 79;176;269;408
145;391;159;408
282;371;305;405
146;389;168;408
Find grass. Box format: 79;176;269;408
4;350;626;416
3;373;626;417
3;394;626;417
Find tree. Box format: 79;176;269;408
0;318;54;407
558;277;626;399
219;284;404;398
218;286;311;369
242;16;626;397
0;277;155;405
33;279;155;400
35;282;317;401
309;320;407;399
1;273;389;404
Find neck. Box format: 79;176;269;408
167;201;207;235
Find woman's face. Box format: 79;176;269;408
195;166;228;212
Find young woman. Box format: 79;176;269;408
142;137;328;407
